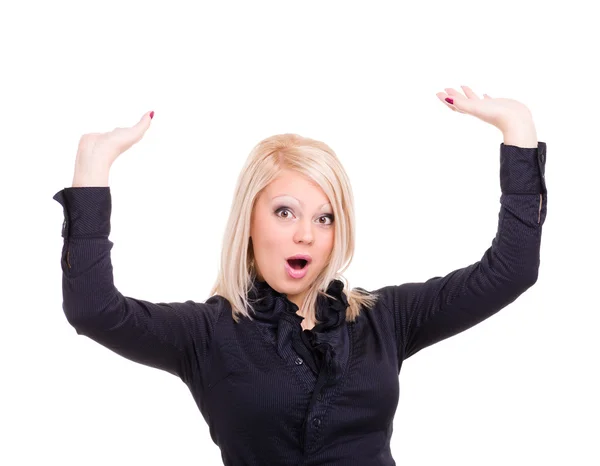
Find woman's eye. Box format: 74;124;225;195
275;207;293;219
319;215;334;225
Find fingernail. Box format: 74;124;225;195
445;98;454;105
149;111;155;119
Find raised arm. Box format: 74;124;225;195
53;186;222;381
374;87;547;365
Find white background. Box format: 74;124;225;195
2;0;598;464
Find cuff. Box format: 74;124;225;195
500;141;547;195
52;187;112;238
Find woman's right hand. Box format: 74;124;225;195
72;111;154;187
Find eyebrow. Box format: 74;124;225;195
272;195;331;210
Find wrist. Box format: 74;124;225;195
72;170;110;187
72;159;110;187
502;120;538;148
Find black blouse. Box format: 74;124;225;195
53;142;547;465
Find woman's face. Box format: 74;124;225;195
250;169;335;309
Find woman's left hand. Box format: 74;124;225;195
437;85;534;133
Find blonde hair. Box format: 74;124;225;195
209;133;379;324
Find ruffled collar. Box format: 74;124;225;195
247;276;349;329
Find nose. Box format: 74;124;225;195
293;219;314;245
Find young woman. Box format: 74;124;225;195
54;85;547;465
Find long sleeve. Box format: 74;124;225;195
53;187;222;382
380;142;547;362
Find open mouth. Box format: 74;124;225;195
287;258;308;270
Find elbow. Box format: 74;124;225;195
63;305;95;335
515;268;539;290
62;294;124;335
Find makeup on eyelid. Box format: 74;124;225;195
272;195;331;210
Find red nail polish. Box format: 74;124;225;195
445;98;454;105
149;111;155;119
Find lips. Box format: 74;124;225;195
285;254;312;279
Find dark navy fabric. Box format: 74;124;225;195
53;142;547;465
